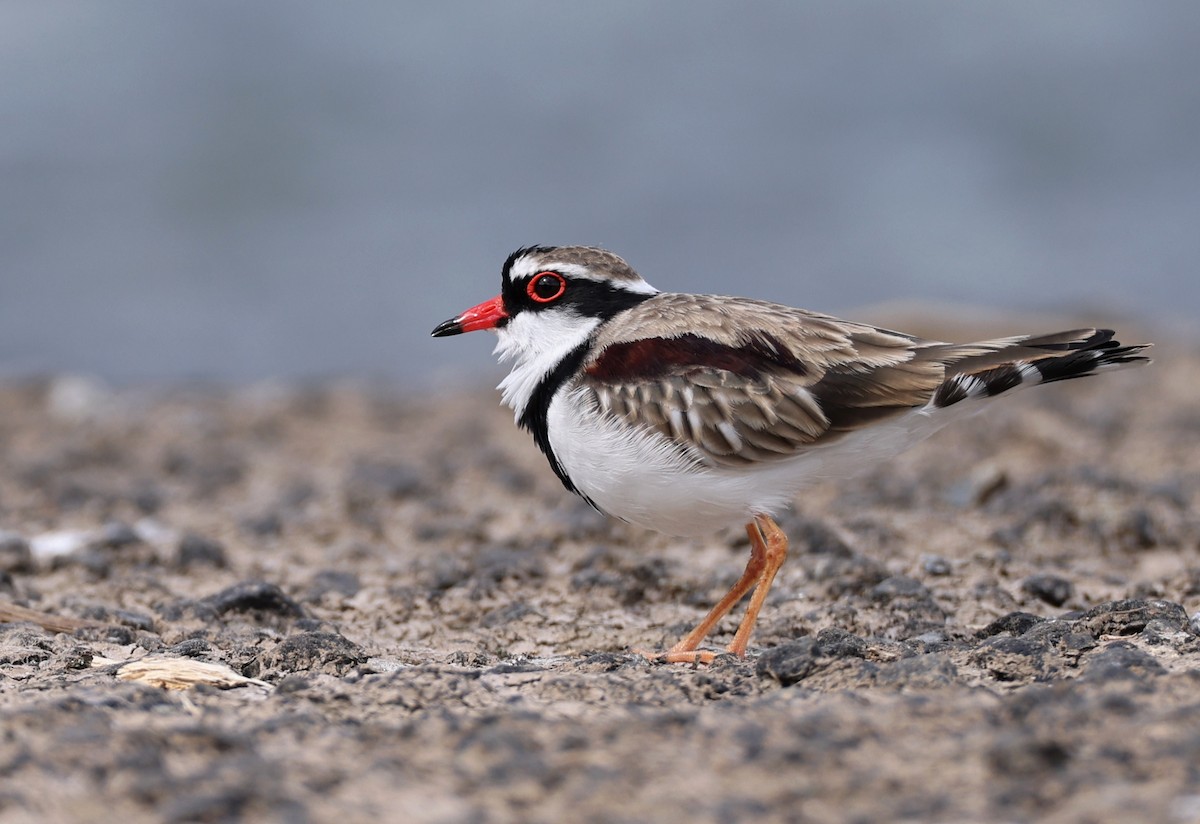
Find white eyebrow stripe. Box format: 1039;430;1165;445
507;258;658;294
551;264;658;293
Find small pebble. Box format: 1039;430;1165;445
1022;574;1074;608
201;581;305;618
29;530;92;562
920;554;952;576
870;575;929;601
96;521;141;549
0;532;33;573
911;630;947;645
177;533;228;569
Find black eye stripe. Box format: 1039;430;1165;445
505;273;654;320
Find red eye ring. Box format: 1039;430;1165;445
527;271;566;303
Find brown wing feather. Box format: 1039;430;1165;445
577;294;950;467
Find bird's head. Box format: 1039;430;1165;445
431;246;658;365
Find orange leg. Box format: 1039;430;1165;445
725;515;788;657
655;514;789;664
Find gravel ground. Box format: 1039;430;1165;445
0;321;1198;823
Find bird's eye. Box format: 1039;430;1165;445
527;272;566;303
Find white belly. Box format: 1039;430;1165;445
546;386;964;537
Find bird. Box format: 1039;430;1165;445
431;245;1151;664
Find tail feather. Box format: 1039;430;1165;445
931;329;1151;409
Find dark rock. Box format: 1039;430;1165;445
1060;631;1099;653
254;631;366;677
756;638;821;686
154;598;220;623
715;798;771;822
62;644;95;669
487;660;546;675
870;575;929;601
168;638;212;657
568;566;624;600
813;627;868;659
275;674;312;694
0;532;33;573
176;533;228;569
426;556;471;594
1081;641;1166;680
921;554;952;576
977;612;1046;639
1140;618;1190;645
0;626;53;665
987;733;1071;777
972;636;1054;682
1116;508;1159;550
1029;496;1083;530
577;652;635;672
78;606;156;631
1079;599;1189;637
201;581;306;619
1022;574;1074;608
132;483;163;514
55;481;96;510
95;521;142;549
101;626;137;645
162;789;258;824
293;617;338;633
240;512;283;537
868;575;949;637
875;653;959;687
909;630;948;647
1000;683;1079;722
74;548;112;579
447;650;496;668
1020;619;1081;648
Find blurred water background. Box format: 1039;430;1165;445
2;2;1197;388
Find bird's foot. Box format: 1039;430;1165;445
632;646;733;665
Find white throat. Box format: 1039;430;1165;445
494;309;601;421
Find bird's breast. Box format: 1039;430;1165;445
545;386;780;536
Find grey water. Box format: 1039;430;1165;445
2;2;1197;388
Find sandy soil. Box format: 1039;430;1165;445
0;322;1198;823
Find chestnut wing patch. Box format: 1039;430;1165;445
584;333;808;383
